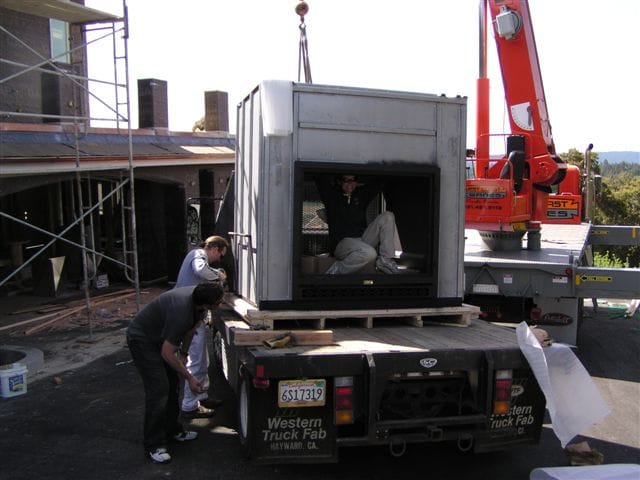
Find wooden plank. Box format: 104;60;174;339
24;305;87;334
231;329;334;347
9;288;136;315
0;311;64;332
10;304;56;315
24;291;138;335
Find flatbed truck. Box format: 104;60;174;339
211;82;547;464
213;300;545;463
464;223;640;345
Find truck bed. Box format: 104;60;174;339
216;306;543;464
464;223;592;269
226;317;521;357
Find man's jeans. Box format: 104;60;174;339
127;336;183;451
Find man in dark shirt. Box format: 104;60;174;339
126;282;224;464
315;174;401;274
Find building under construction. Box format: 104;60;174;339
0;0;234;302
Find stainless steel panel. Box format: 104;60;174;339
236;82;468;305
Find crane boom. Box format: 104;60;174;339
467;0;567;250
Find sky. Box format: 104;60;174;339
85;0;640;153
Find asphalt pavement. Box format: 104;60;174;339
0;300;638;480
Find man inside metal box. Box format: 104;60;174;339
315;174;402;275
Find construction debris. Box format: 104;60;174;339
0;288;166;336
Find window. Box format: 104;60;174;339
291;161;443;309
49;19;70;63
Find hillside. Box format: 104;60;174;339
598;151;640;164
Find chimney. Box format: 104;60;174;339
204;91;229;132
138;78;168;129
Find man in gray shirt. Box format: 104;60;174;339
126;282;224;464
175;236;228;418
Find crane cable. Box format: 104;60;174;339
296;1;312;83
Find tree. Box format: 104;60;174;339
559;148;600;174
559;149;640;267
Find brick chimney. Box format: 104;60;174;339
204;91;228;132
138;78;168;129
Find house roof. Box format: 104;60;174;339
0;0;120;24
0;123;235;177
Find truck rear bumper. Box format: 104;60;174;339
338;413;487;447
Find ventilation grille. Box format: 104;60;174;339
298;285;432;300
379;376;477;420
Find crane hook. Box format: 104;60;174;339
295;1;309;22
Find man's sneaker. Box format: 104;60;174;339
325;262;340;274
181;405;215;418
376;257;400;274
200;397;223;409
148;447;171;464
173;430;198;442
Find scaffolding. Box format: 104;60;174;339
0;0;140;338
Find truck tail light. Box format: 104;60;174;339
252;364;270;389
334;376;354;425
493;369;513;415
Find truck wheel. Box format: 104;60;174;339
238;374;252;457
213;330;229;379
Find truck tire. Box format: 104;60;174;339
238;373;253;457
213;329;229;380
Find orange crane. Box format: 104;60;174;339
465;0;569;250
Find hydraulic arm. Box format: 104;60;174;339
467;0;567;250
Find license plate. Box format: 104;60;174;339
278;379;326;408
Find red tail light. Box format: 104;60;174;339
252;378;270;388
494;379;512;400
493;370;513;415
334;377;354;425
335;387;353;409
252;364;270;389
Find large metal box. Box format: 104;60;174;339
234;82;467;309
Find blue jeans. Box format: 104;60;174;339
127;336;184;451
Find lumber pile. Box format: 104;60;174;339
0;289;137;335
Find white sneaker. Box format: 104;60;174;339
148;447;171;464
173;430;198;442
325;262;340;274
376;257;400;274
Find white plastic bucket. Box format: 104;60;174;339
0;363;28;398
